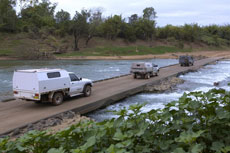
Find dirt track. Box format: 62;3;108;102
0;57;223;135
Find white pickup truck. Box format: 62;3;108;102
130;62;159;79
13;69;93;105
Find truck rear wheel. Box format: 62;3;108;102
52;92;64;106
83;85;91;97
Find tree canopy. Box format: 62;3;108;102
0;0;230;50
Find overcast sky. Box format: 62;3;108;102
50;0;230;26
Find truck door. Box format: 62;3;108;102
69;73;82;96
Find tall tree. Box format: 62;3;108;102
55;9;71;35
129;14;138;24
71;9;90;51
135;18;156;40
143;7;157;21
20;0;56;31
101;15;124;40
0;0;17;32
55;9;70;24
85;9;102;46
17;0;39;12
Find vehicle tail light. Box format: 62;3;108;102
34;93;39;99
13;91;18;94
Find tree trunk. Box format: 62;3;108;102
74;31;79;51
85;35;93;47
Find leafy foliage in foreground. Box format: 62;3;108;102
1;88;230;153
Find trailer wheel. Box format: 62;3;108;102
83;85;91;97
133;74;137;79
52;92;64;106
145;73;150;79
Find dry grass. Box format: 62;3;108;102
0;33;230;59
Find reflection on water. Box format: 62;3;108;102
88;60;230;121
0;59;177;101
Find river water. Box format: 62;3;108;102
87;60;230;121
0;59;177;101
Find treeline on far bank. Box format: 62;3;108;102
1;0;230;57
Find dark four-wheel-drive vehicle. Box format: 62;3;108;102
179;56;194;66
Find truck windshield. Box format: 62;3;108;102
69;74;79;82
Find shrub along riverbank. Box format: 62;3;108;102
1;88;230;152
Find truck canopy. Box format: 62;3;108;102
131;62;152;68
13;69;71;93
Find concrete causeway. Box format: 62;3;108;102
0;57;223;136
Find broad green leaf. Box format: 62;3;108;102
190;144;203;153
48;147;66;153
211;142;224;152
159;140;173;150
107;144;116;153
113;130;126;141
221;146;230;153
115;139;132;148
172;147;186;153
106;144;128;153
216;108;230;119
81;136;96;149
175;130;205;144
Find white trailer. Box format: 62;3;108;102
13;69;93;105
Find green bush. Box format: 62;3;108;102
1;88;230;152
176;41;184;49
166;37;177;42
217;38;229;46
201;35;217;46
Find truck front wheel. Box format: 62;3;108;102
52;92;64;106
83;85;91;97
